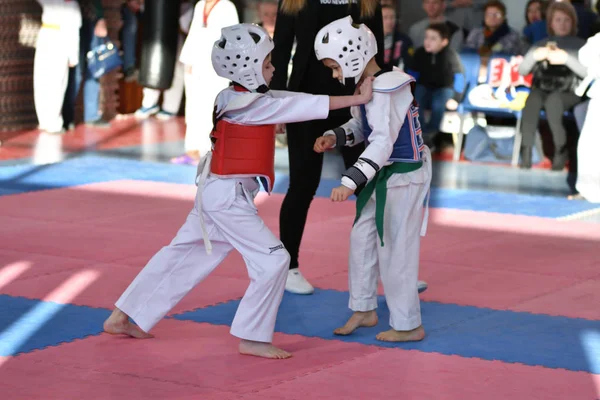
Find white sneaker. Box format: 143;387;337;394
285;269;314;295
418;280;428;294
134;105;159;119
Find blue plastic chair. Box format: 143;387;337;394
454;51;526;163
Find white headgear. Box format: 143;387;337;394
212;23;274;91
314;16;377;84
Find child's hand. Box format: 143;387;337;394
547;49;568;65
357;77;374;104
446;98;458;110
331;185;354;202
314;136;336;153
533;47;549;61
276;123;286;134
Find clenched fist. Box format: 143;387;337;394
314;135;336;153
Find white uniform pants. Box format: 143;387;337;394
34;27;69;133
576;98;600;203
141;60;185;114
115;177;290;343
183;71;229;154
348;150;431;331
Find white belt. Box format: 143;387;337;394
420;146;432;237
195;152;213;254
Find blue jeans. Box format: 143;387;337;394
414;85;454;140
63;19;102;125
121;5;139;71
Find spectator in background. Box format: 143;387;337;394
409;0;464;52
518;1;587;170
256;0;277;37
34;0;82;134
570;0;599;39
382;3;414;70
523;0;550;46
63;0;110;130
409;23;464;149
120;0;143;82
172;0;239;165
271;0;384;294
446;0;486;36
464;0;524;56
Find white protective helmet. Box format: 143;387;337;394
314;16;377;84
212;23;274;91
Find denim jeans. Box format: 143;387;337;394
62;18;102;125
413;84;454;141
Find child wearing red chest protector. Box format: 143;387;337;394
103;23;373;359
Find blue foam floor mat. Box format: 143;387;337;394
0;154;598;218
0;295;110;356
173;288;600;373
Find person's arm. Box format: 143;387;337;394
317;108;367;151
518;40;546;75
464;29;480;50
225;79;372;126
449;28;464;51
449;49;465;102
340;86;412;191
270;2;296;90
563;44;588;78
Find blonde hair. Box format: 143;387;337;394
546;1;578;37
280;0;378;18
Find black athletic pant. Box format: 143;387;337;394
279;117;365;269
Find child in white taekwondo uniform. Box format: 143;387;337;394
34;0;82;134
103;23;374;359
314;16;431;342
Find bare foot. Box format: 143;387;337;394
333;310;378;336
103;308;153;339
239;339;292;359
376;325;425;342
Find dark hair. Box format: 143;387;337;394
484;0;506;17
426;23;450;40
525;0;543;25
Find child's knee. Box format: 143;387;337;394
268;247;290;276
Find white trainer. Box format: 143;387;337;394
285;269;314;295
418;280;428;294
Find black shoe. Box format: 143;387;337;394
551;150;568;171
520;146;532;169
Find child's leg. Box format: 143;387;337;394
413;84;432;133
427;87;454;134
208;183;291;359
334;195;380;336
376;170;431;342
105;189;234;336
161;60;185;114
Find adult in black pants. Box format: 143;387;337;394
271;0;382;294
517;1;587;170
272;0;428;295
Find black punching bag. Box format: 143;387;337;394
139;0;181;90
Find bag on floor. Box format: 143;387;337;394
464;124;541;164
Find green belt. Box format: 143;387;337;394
354;161;423;246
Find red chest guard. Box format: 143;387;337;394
210;119;276;192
